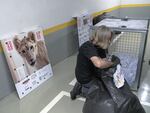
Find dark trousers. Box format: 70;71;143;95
81;79;96;97
72;79;97;98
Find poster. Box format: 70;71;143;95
1;27;53;99
77;13;92;46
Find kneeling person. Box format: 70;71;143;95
70;25;119;100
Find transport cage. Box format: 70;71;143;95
95;18;149;90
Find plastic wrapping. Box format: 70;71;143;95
83;68;145;113
114;53;138;85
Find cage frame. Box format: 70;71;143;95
95;17;149;90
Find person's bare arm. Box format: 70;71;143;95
90;56;113;69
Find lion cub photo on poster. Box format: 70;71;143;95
13;31;49;74
1;28;51;83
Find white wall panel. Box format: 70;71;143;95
0;0;120;39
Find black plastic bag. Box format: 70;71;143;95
82;72;145;113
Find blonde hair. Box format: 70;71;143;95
90;25;112;49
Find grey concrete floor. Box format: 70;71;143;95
0;55;150;113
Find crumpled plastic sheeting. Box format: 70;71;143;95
113;53;138;86
83;78;146;113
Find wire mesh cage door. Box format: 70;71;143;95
108;31;147;90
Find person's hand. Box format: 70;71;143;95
111;55;120;67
